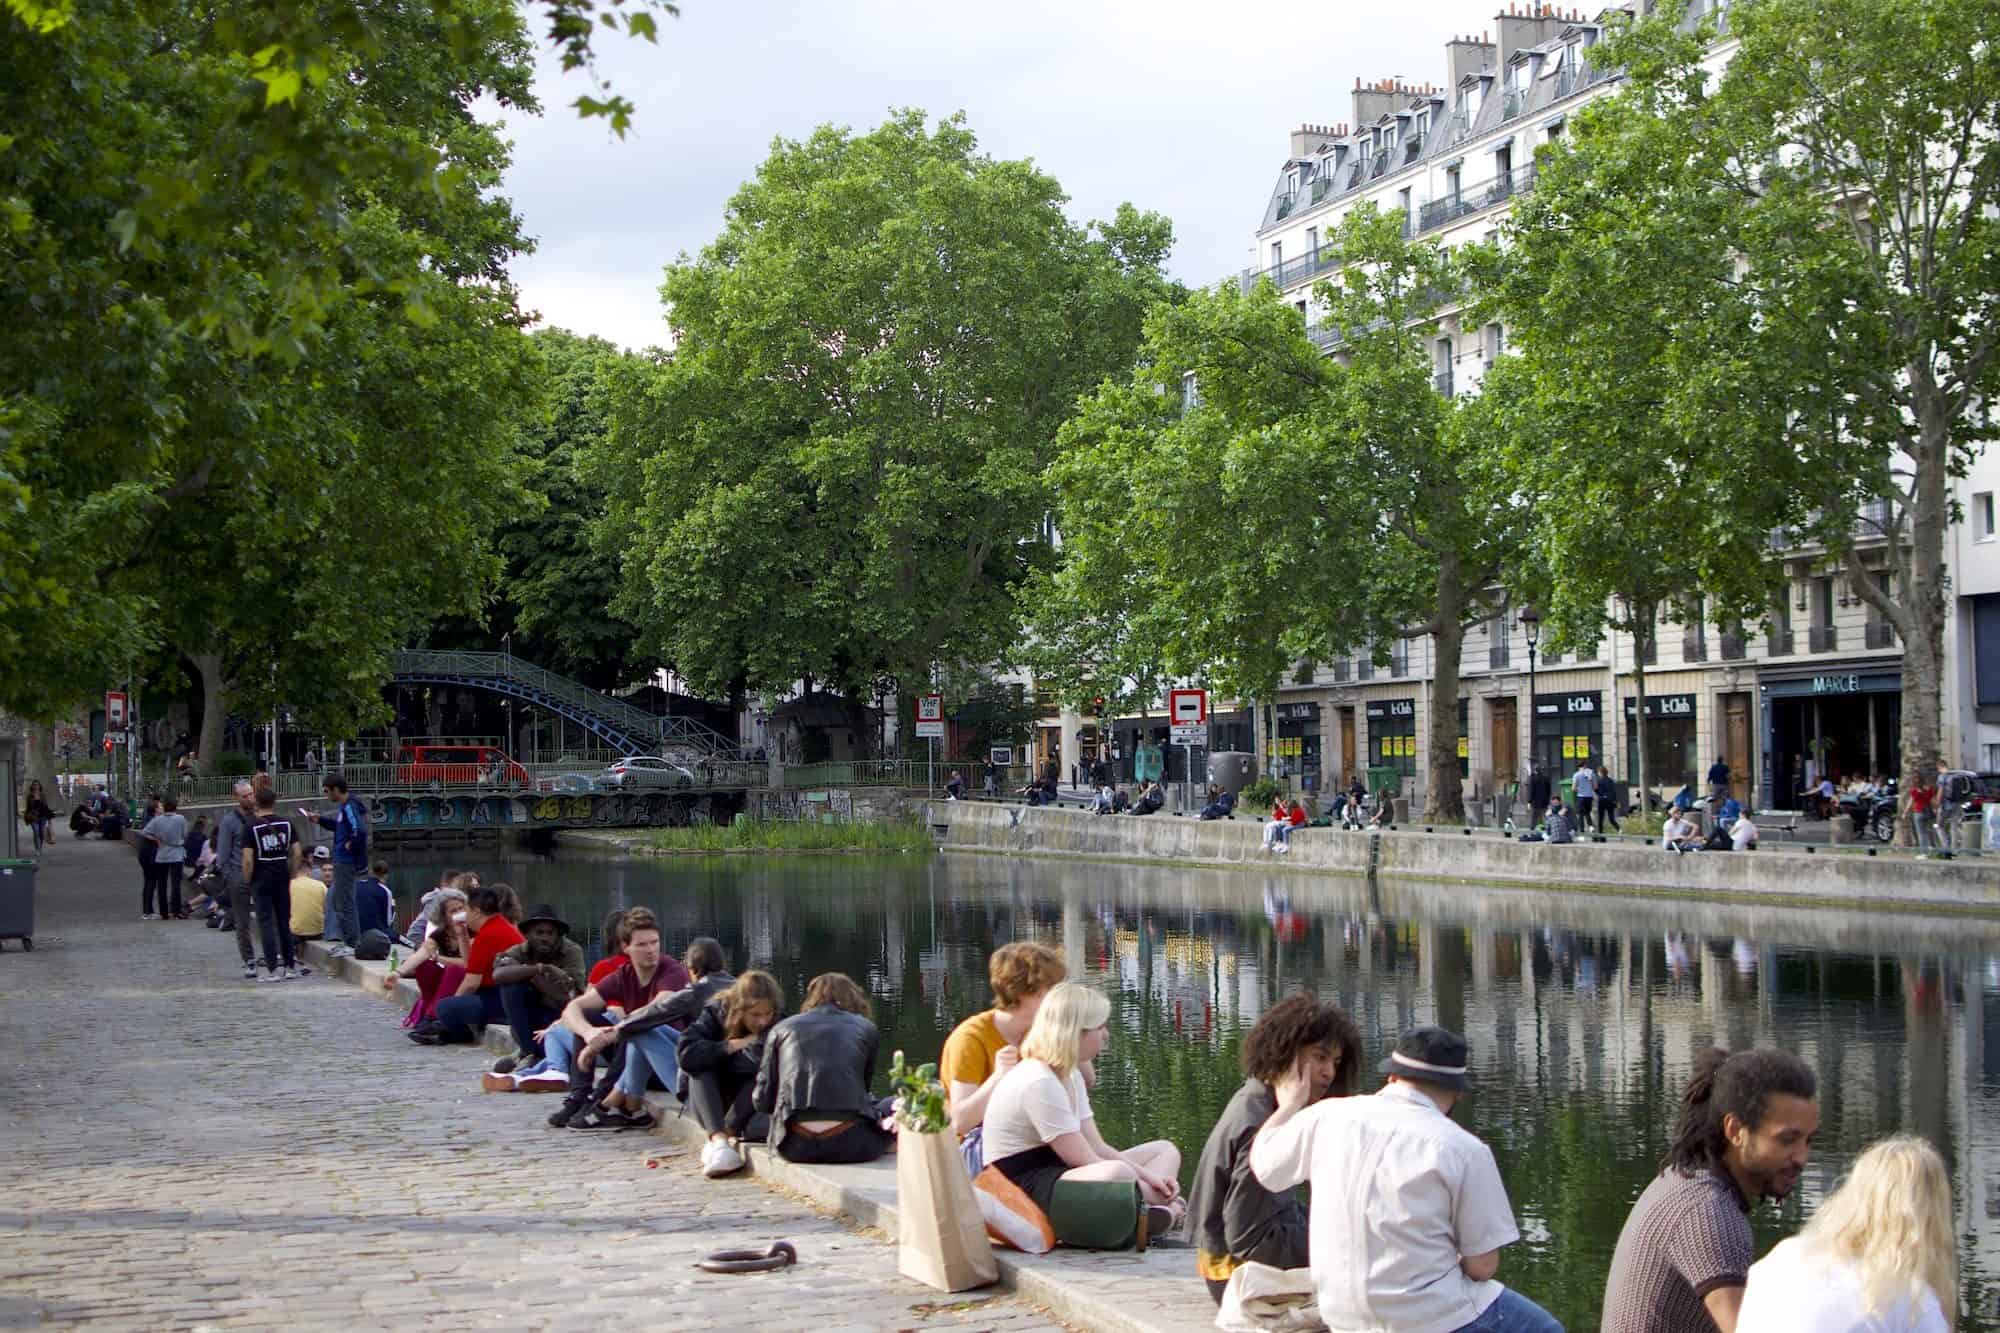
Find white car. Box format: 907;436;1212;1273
603;756;696;790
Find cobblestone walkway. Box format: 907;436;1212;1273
0;837;1066;1332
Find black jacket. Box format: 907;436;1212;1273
1528;772;1552;806
617;969;735;1040
678;1000;777;1088
1187;1079;1309;1280
751;1006;881;1151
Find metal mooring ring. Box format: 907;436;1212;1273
696;1240;798;1274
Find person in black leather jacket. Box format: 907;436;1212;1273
753;973;894;1165
680;971;784;1178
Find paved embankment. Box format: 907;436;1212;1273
0;838;1075;1332
930;801;2000;915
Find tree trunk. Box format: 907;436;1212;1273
1631;611;1651;828
1898;417;1951;845
192;652;229;772
1424;557;1469;822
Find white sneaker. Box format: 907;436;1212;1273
141;913;157;921
242;963;259;980
702;1140;744;1178
258;969;286;983
284;966;307;980
326;944;355;959
517;1070;570;1092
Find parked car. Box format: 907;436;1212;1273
395;744;531;791
602;756;696;790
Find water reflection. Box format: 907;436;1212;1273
398;849;2000;1329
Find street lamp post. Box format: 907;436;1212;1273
1520;605;1541;781
501;632;514;758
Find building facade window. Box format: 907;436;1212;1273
1484;322;1504;359
1366;698;1418;784
1533;691;1602;780
1976;491;1995;541
1624;693;1698;792
1181;371;1198;413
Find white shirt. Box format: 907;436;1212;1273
1250;1081;1521;1333
981;1059;1093;1163
1731;817;1759;851
1739;1237;1948;1333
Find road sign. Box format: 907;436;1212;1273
989;745;1014;767
1168;688;1207;726
915;693;945;739
105;691;127;727
1171;722;1208;747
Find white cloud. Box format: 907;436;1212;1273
494;0;1513;349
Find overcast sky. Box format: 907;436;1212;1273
493;0;1512;351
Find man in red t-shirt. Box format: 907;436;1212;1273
425;887;525;1045
548;908;697;1129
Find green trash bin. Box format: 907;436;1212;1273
0;858;34;951
1559;778;1575;808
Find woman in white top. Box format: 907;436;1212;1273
1739;1134;1956;1333
982;982;1183;1225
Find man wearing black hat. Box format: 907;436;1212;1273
1249;1025;1561;1333
486;903;587;1074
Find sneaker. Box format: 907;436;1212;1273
141;913;157;921
242;963;259;980
517;1070;571;1094
293;963;313;977
703;1140;744;1178
491;1056;519;1076
481;1072;519;1094
326;943;355;959
284;966;309;980
547;1099;586;1129
258;969;286;983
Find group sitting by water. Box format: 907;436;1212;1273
367;887;1954;1331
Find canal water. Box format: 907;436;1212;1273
403;846;2000;1329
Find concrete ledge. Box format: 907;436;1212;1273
301;941;1217;1333
930;802;2000;916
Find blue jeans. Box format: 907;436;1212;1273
498;981;561;1061
434;988;506;1043
327;862;359;947
617;1025;682;1099
1453;1288;1564;1333
516;1024;581;1079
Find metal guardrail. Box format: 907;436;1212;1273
392;651;740;758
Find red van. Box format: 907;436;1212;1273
394;744;531;790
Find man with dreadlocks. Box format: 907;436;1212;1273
1600;1048;1819;1333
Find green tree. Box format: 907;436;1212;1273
1516;0;2000;807
598;110;1178;707
425;329;649;692
1479;61;1790;805
1;0;544;741
1028;207;1522;820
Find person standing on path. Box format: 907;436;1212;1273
1573;762;1597;833
214;782;260;979
1708;758;1731;809
1906;772;1942;858
1527;764;1551;831
21;780;54;855
1599;1048;1819;1333
140;796;189;919
241;788;302;981
1250;1024;1559;1333
305;774;368;957
134;794;162;919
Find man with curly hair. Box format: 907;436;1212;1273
1189;994;1361;1302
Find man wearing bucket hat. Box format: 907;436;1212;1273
1249;1025;1561;1333
482;903;587;1080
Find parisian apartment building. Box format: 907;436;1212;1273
1035;0;1999;812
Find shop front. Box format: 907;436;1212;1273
1269;701;1323;792
1533;690;1602;780
1623;693;1699;795
1761;668;1901;810
1366;697;1418;792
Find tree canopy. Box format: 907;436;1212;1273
597;109;1179;702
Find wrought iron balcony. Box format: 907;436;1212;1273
1865;621;1895;649
1331;659;1351;682
1810;625;1839;652
1357;660;1376;681
1388;653;1410;677
1769;629;1795;656
1720;633;1747;661
1541;650;1564;666
1682;630;1707;663
1416;162;1538;234
1489;644;1511;669
1639;637;1658;666
1434;371;1455;397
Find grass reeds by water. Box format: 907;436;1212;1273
645;817;932;854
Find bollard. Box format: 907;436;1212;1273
1392;797;1410;824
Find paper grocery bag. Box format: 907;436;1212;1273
896;1130;998;1291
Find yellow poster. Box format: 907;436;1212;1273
1562;736;1577;758
1380;738;1392;757
1399;736;1414;757
1457;736;1468;758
